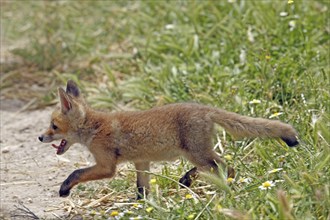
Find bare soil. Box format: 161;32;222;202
0;104;96;219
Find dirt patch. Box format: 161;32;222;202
0;106;96;219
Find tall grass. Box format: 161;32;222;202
2;0;329;219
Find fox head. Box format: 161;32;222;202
38;80;87;155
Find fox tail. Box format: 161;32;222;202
210;109;299;147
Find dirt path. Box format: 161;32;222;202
0;107;95;219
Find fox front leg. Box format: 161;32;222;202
59;164;116;197
135;161;150;199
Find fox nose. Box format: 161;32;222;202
38;136;43;142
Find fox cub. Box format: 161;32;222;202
39;80;298;198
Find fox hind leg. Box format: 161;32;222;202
179;167;197;187
178;118;234;187
179;151;234;187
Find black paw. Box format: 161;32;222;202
59;186;71;197
179;167;197;187
281;136;299;147
136;193;143;200
136;187;145;200
179;173;193;187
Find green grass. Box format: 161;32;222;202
2;0;330;219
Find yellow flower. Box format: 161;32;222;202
265;55;271;60
133;203;143;209
238;177;251;184
149;178;157;184
227;177;234;184
185;194;193;199
146;207;153;213
224;155;233;161
288;0;294;4
110;210;119;217
249;99;261;104
215;204;223;212
263;181;272;187
187;214;195;219
279;156;286;163
269;112;283;119
267;168;283;174
125;210;133;215
258;181;275;190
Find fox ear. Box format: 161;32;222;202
66;80;80;98
58;88;72;114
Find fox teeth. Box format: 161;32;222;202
60;139;67;146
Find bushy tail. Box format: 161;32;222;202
210;109;299;147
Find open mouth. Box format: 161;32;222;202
52;139;67;155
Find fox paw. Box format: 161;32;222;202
179;174;193;187
59;185;71;197
179;168;198;187
59;189;70;197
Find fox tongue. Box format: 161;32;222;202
52;143;61;150
52;139;67;154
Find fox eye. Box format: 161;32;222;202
51;123;58;130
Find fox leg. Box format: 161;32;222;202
59;164;116;197
179;151;235;187
135;161;150;199
179;167;198;187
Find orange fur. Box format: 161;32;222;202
39;80;298;198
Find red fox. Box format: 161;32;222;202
38;80;298;198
